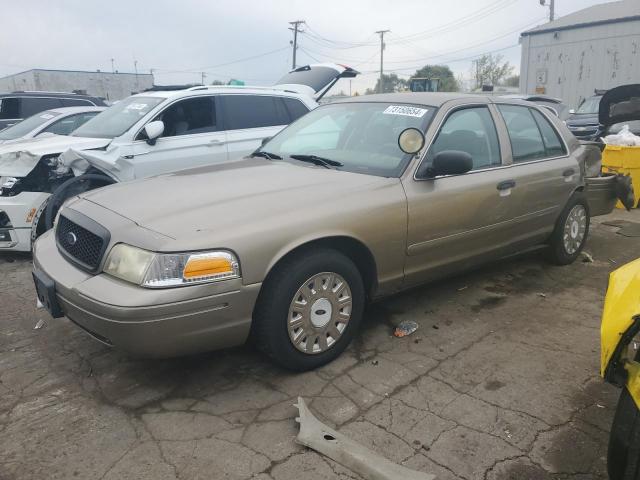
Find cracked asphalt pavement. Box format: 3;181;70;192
1;210;639;480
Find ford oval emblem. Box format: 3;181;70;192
66;231;78;246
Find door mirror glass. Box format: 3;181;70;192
398;127;425;154
423;150;473;178
144;120;164;145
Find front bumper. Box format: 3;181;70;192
33;230;261;357
0;191;51;252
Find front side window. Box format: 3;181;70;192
260;102;436;177
72;96;164;139
153;96;217;138
223;95;288;130
0;110;61;140
497;104;547;162
425;106;501;170
42;112;100;136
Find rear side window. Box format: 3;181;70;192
283;98;310;121
61;98;95;107
426;106;501;170
222;95;288;130
530;109;566;157
497;105;547;162
21;97;64;117
0;98;21;119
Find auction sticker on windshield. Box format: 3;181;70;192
383;105;428;117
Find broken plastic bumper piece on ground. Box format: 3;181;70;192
294;397;435;480
394;320;419;338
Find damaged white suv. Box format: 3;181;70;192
0;64;358;252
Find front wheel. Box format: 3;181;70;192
547;193;590;265
608;387;640;480
252;248;365;371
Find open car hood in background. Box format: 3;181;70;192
274;63;359;100
599;84;640;127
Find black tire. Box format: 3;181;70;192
547;192;590;265
252;248;365;371
608;387;640;480
44;174;116;230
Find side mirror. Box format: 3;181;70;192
419;150;473;178
398;128;425;154
569;109;576;114
261;137;272;147
144;121;164;145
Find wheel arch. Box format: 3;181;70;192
261;235;379;300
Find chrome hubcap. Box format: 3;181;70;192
563;205;587;255
287;272;352;354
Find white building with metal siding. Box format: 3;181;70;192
0;69;154;101
520;0;640;109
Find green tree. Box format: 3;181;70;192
503;74;520;87
367;73;407;94
471;54;514;89
210;80;225;86
410;65;459;92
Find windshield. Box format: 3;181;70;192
71;96;163;139
0;110;61;140
576;96;601;114
260;102;435;177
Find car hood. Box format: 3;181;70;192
0;135;111;177
80;158;391;240
566;114;599;127
599;84;640;127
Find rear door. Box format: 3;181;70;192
495;103;578;243
221;94;300;159
402;103;518;286
130;95;227;177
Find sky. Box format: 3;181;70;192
0;0;615;94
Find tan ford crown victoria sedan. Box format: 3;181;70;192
32;93;595;371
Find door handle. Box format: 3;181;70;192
208;139;225;146
563;168;576;177
496;179;516;191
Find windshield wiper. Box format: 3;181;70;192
289;154;343;169
250;151;282;160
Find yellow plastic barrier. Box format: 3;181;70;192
602;145;640;208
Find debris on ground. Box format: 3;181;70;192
33;319;45;330
432;324;439;330
457;285;468;291
537;293;547;298
581;251;594;263
602;220;640;237
394;320;419;337
371;360;379;366
294;397;435;480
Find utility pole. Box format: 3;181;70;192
289;20;305;69
133;59;139;91
375;30;390;94
110;58;115;73
540;0;555;21
201;72;207;85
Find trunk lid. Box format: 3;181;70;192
274;63;359;100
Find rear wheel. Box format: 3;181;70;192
608;387;640;480
547;193;590;265
252;248;365;371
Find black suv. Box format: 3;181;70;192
0;91;107;130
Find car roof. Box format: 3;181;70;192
0;91;102;100
133;86;311;100
333;92;494;107
45;106;106;115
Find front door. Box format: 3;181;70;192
401;105;518;286
130;95;227;178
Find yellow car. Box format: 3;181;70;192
601;258;640;480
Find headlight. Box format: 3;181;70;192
103;244;240;287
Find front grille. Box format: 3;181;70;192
56;213;107;272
